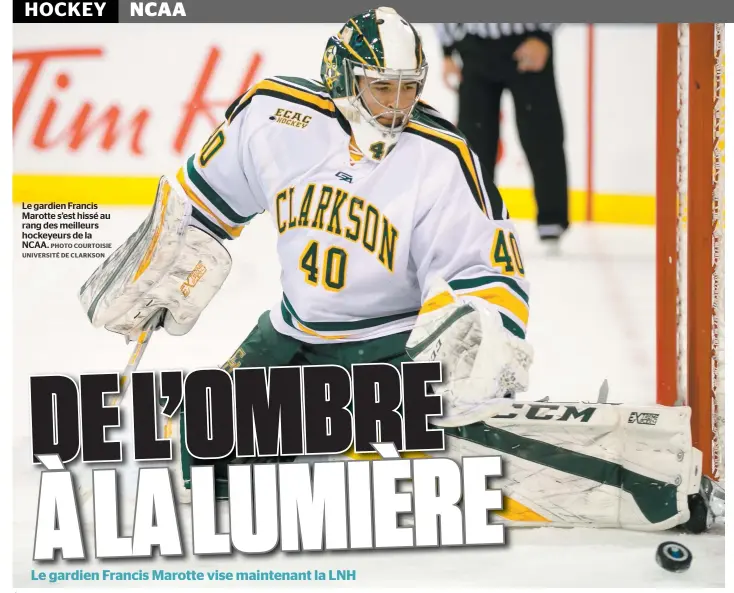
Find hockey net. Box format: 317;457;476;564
656;23;725;484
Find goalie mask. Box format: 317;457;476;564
321;7;428;162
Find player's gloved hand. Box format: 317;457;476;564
406;278;534;427
78;177;233;342
147;307;197;339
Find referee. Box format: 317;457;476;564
437;23;570;248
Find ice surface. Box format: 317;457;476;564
13;207;725;588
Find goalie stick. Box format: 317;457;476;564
113;309;164;405
76;310;165;505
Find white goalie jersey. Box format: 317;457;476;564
171;75;530;345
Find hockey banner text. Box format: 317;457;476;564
29;362;506;561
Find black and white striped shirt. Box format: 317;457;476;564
436;23;560;56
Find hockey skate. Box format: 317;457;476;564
682;474;725;534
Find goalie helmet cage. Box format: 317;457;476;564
656;23;725;483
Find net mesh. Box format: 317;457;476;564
711;23;725;483
676;24;689;410
675;24;725;483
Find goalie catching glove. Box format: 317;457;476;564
78;177;232;341
406;278;534;427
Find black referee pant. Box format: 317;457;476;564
456;34;569;237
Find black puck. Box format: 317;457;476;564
656;541;692;572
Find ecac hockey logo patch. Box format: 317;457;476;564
269;108;312;129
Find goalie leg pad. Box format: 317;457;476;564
79;177;232;340
440;400;702;531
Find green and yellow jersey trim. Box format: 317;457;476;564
408;104;506;220
405;120;487;217
418;276;529;339
280;293;419;340
226;76;351;136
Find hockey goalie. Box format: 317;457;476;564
79;7;722;534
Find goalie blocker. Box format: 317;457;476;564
79;177;233;341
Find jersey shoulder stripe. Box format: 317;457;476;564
224;76;351;136
273;76;328;94
408;104;506;220
415;100;467;140
405;116;488;217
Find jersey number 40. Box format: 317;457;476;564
299;240;348;292
491;229;525;277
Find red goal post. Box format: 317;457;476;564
656;23;725;483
